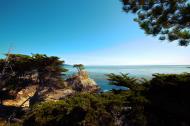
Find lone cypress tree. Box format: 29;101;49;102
73;64;85;72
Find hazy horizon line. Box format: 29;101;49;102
65;64;190;66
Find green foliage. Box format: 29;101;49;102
0;54;68;102
23;92;128;126
107;72;190;126
107;73;144;91
21;73;190;126
147;73;190;126
107;73;149;126
122;0;190;46
73;64;85;72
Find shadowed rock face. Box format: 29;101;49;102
30;87;75;104
66;70;100;93
3;85;37;107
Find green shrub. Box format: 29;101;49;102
23;92;128;126
107;73;190;126
146;73;190;126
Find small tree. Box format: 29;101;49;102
107;73;148;126
73;64;85;72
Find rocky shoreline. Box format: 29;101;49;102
0;70;99;125
2;70;100;108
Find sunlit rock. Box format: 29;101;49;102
66;70;100;92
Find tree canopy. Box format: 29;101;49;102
107;72;190;126
73;64;85;72
122;0;190;46
0;54;67;103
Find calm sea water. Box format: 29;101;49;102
64;65;190;91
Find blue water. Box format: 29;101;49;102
64;65;190;91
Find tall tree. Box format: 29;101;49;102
0;54;68;103
107;73;190;126
122;0;190;46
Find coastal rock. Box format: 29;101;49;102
66;70;100;93
34;87;75;102
3;85;37;107
3;70;99;107
31;71;99;103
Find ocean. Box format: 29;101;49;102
64;65;190;92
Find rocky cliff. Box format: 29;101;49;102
3;70;99;107
3;85;37;107
65;70;99;92
31;70;100;104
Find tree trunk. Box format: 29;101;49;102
0;98;3;105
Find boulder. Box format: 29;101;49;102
3;85;37;107
66;70;100;93
33;87;75;102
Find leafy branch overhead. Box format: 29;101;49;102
122;0;190;46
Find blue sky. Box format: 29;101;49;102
0;0;189;65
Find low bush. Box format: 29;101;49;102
23;92;128;126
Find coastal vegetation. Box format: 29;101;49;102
0;54;67;105
0;0;190;126
23;92;128;126
22;72;190;126
73;64;85;72
107;73;190;126
0;53;190;126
